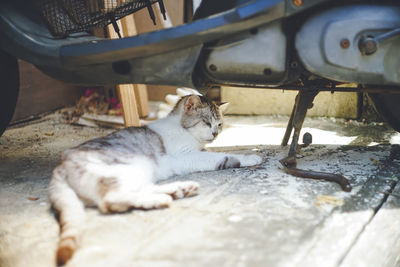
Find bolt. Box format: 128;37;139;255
340;38;350;49
209;64;217;72
363;38;377;55
358;35;377;55
263;68;272;75
293;0;302;7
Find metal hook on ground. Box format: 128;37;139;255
280;90;352;192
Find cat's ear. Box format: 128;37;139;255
184;95;201;114
218;102;230;114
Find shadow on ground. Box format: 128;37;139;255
0;112;399;267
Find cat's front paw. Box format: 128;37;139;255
217;156;241;170
238;154;263;167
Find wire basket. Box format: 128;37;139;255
35;0;164;37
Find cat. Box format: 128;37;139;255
49;94;262;266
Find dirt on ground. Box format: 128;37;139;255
1;111;399;267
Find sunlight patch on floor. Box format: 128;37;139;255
209;123;357;147
390;133;400;144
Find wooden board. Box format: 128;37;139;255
340;183;400;267
2;116;400;267
116;83;140;127
120;15;150;118
129;2;182;102
107;19;141;127
287;152;400;267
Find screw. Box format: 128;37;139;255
293;0;302;7
359;36;377;55
209;64;217;71
363;39;377;55
263;68;272;75
340;38;350;49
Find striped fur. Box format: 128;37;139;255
49;95;262;265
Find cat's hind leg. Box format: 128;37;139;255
84;158;173;213
152;181;199;199
97;181;199;213
98;184;173;214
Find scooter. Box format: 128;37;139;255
1;0;400;191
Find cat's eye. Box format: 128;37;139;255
205;122;211;127
218;123;222;127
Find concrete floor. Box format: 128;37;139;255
1;111;400;267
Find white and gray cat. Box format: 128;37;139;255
49;94;262;265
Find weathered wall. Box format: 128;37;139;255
11;61;82;122
221;87;359;118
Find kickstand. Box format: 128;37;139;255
279;90;352;192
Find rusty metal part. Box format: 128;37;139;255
281;101;296;146
281;90;317;148
280;90;352;192
293;0;303;7
213;82;400;94
279;156;352;192
340;38;350;49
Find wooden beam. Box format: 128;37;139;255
117;84;140;127
124;3;181;105
133;84;150;118
120;15;150;118
107;21;141;127
340;183;400;267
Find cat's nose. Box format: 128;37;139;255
213;132;218;138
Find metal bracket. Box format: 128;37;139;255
359;28;400;56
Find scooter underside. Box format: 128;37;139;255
2;0;400;90
200;4;400;89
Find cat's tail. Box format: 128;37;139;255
49;166;85;266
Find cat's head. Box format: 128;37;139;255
171;95;229;143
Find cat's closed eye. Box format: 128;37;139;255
204;121;211;127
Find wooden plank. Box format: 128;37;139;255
276;147;397;267
107;22;141;126
125;2;182;102
117;84;140;127
120;14;138;36
289;209;375;267
3;124;400;267
120;15;150;118
133;84;149;118
340;182;400;267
